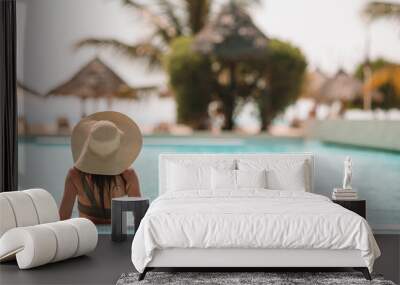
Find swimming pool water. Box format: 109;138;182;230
18;135;400;233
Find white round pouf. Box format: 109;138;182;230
0;189;98;269
0;191;39;227
0;219;98;269
42;221;79;262
0;226;57;269
64;218;98;257
0;196;17;237
24;188;59;223
0;189;59;237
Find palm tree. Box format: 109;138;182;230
364;65;400;108
364;65;400;93
362;1;400;109
363;1;400;22
76;0;257;69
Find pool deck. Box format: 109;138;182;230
308;120;400;152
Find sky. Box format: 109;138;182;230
17;0;400;94
253;0;400;74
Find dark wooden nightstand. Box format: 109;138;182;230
111;197;149;242
332;199;366;219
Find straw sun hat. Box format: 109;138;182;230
71;111;142;175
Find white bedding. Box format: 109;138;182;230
131;190;380;273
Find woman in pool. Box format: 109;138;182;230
59;111;142;224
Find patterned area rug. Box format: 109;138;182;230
116;272;396;285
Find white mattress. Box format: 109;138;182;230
131;190;380;273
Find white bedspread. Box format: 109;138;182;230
131;190;380;273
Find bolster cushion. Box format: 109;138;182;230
0;189;59;237
0;218;98;269
0;196;17;237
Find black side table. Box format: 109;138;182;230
111;197;149;242
332;199;366;219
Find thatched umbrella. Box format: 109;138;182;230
318;70;364;104
193;3;268;60
17;81;41;97
48;57;143;117
193;2;268;129
301;69;328;99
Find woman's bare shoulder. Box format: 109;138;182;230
122;168;138;179
67;168;81;181
122;168;140;196
63;168;80;195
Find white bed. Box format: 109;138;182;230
131;154;380;280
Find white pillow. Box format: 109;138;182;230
237;159;309;192
166;159;236;191
211;168;236;190
236;169;267;189
167;163;210;191
267;163;306;191
211;169;268;191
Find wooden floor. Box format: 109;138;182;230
0;235;134;285
0;234;398;285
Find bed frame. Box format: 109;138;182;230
138;153;371;281
141;248;370;280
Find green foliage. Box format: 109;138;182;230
165;37;307;130
164;37;214;128
354;58;391;80
257;39;307;129
377;84;400;109
79;1;304;131
354;58;400;109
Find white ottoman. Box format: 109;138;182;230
0;189;98;269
